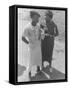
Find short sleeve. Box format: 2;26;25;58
24;29;28;36
22;23;32;38
22;27;29;38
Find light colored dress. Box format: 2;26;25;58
23;23;42;71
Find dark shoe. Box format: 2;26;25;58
29;71;31;78
37;66;41;72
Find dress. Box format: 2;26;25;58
41;21;58;65
23;23;42;71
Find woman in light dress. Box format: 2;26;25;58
22;11;42;77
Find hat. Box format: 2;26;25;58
45;10;53;18
30;11;40;18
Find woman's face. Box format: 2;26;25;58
32;15;39;24
45;15;51;22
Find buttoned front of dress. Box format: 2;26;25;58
23;23;42;72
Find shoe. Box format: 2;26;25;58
43;61;49;68
29;71;31;78
31;72;36;77
37;66;41;72
49;67;53;73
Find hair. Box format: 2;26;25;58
46;10;53;19
30;11;40;19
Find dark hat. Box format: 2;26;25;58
30;11;40;18
45;10;53;18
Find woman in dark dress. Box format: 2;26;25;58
41;10;59;72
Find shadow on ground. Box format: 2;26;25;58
18;64;26;76
30;66;65;81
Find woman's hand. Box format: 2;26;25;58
22;36;29;44
44;26;48;31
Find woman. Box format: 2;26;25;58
41;10;59;72
22;11;42;77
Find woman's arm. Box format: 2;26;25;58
22;28;29;44
22;36;29;44
54;25;59;37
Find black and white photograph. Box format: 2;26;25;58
17;6;67;83
0;0;69;89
